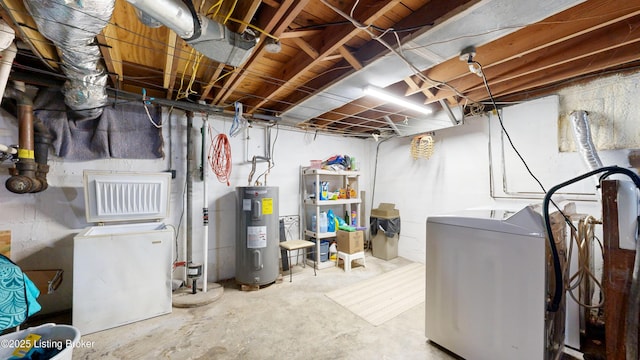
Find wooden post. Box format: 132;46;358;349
602;180;637;359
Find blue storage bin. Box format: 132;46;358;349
308;240;330;262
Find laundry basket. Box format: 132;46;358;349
0;323;81;360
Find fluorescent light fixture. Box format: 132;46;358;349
364;86;432;115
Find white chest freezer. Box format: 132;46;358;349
73;170;173;335
425;206;564;360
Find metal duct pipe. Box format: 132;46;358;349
569;110;603;171
134;8;163;28
24;0;115;119
125;0;197;39
125;0;257;67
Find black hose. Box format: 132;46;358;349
543;165;640;312
182;0;202;42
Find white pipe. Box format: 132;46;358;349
0;43;16;101
0;143;17;155
202;117;209;293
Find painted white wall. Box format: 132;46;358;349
1;70;638;316
372;115;493;263
374;71;639;264
0;108;373;314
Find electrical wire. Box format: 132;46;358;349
474;60;549;193
226;18;279;41
543;165;640;312
319;0;477;104
223;0;238;25
473;57;599;313
208;128;232;186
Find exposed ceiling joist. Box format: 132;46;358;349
2;0;640;138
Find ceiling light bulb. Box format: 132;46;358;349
364;86;432;115
468;62;483;77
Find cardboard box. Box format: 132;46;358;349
371;203;399;218
24;270;63;295
337;230;364;254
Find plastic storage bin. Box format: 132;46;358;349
0;323;81;360
308;240;330;262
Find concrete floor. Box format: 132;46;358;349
65;254;457;360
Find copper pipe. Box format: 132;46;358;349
18;104;34;155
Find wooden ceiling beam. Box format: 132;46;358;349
229;0;262;34
1;0;59;70
280;29;322;39
208;0;307;104
417;0;640;97
275;0;475;125
312;98;388;127
322;54;343;61
291;37;319;59
425;13;640;104
245;0;405;113
163;31;179;98
261;0;280;8
464;43;640;102
96;24;123;89
338;46;362;70
200;63;227;101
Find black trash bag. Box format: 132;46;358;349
370;217;401;238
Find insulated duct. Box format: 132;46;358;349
569;110;603;171
125;0;257;67
23;0;115;120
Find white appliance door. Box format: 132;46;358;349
73;225;173;335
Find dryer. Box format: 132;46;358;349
425;205;565;360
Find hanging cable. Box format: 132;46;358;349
142;88;163;128
543;165;640;312
564;215;604;309
208;127;232;186
229;101;248;137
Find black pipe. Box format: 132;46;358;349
33;116;52;191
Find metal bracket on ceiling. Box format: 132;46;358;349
438;99;461;126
